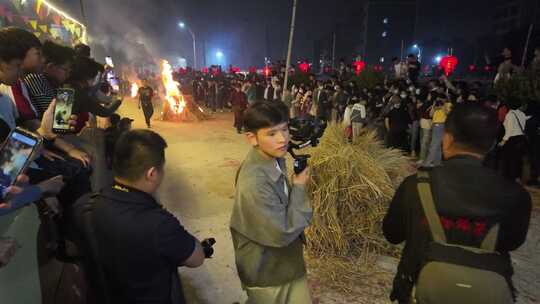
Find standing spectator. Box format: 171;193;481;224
383;103;531;304
500;98;529;182
332;85;349;122
263;80;274;101
385;101;411;150
350;96;368;140
245;81;257;106
423;93;452;167
408;92;421;157
391;57;405;79
407;54;421;84
230;84;248;133
418;96;433;164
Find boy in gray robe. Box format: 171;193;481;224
230;101;313;304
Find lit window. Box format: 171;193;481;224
380;57;385;63
382;31;387;37
383;18;388;24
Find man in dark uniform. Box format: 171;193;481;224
137;79;155;128
383;103;531;303
230;84;248;133
77;130;208;304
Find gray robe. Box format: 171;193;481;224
230;148;312;287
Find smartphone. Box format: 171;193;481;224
0;128;42;199
53;88;76;134
105;56;114;68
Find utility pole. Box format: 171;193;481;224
79;0;88;26
332;31;336;69
283;0;298;99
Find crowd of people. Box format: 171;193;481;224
0;24;537;304
180;49;540;186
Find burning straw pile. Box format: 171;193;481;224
304;123;410;289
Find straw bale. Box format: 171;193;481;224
304;123;410;261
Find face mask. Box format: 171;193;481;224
400;94;407;99
393;90;399;94
415;89;421;95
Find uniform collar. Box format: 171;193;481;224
102;182;160;207
445;154;484;167
246;148;287;182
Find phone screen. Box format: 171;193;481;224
53;88;76;132
0;130;38;198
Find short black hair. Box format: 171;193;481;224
506;96;523;110
445;103;498;154
42;40;75;66
244;101;289;133
69;56;101;82
0;27;41;63
74;44;91;58
113;130;168;181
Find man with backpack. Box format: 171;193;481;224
383;103;532;304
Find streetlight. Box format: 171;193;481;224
178;21;197;69
216;51;224;59
413;44;422;62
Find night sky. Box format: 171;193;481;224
56;0;494;67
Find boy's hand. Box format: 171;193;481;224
292;167;310;186
0;175;30;209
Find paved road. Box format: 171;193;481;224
119;100;249;304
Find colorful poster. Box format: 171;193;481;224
1;0;87;45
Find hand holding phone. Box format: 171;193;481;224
52;88;77;134
0;128;42;200
39;100;78;139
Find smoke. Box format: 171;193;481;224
84;0;180;64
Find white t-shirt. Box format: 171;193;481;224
275;161;289;197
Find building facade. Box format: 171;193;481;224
363;0;417;65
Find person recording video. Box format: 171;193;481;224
73;130;210;304
230;101;313;303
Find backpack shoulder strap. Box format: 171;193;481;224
481;224;499;251
416;170;447;243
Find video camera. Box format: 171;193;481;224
288;116;327;174
201;238;216;258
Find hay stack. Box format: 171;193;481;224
305;123;410;260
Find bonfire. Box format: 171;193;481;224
161;60;208;122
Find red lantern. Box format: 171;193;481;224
439;55;458;76
201;67;209;74
249;66;257;74
263;67;271;77
484;65;492;72
468;65;476;72
352;61;366;75
298;62;310;74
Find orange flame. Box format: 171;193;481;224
131;83;139;98
161;60;186;114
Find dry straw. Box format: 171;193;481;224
303;123;411;291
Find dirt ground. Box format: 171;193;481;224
118;99;540;304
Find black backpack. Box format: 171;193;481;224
413;170;513;304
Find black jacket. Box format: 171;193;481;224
383;155;532;301
78;184;197;304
